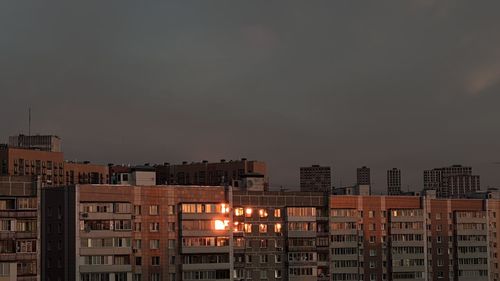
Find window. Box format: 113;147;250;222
134;205;141;215
151;273;160;281
168;222;175;232
368;211;374;218
168;205;175;215
244;223;252;233
275;270;282;278
168;239;175;249
133;274;141;281
260;239;267;249
260;270;267;279
274;209;281;218
259;209;268;218
235;208;244;216
245;208;253;218
149;205;159;215
369;249;376;257
135;257;142;265
151;256;160;266
134;223;142;232
260;254;268;263
150;240;160;249
369;236;376;243
275;254;282;263
0;263;10;276
150;222;160;232
134;239;142;249
259;224;267;233
274;223;282;233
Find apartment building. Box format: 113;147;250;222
64;162;109;185
357;167;371;186
387;168;401;196
0;176;41;281
232;190;329;281
8;135;61;153
0;145;64;186
41;184;500;281
154;159;267;188
300;165;331;193
424;165;480;198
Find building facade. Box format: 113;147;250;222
300;165;331;193
64;162;109;185
387;168;401;196
41;184;500;281
357;167;371;186
0;145;65;187
154;159;267;188
0;176;41;281
8;135;61;153
424;165;480;198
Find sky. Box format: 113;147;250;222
1;1;499;192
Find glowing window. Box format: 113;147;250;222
259;209;268;218
259;224;267;233
244;223;252;233
274;223;282;233
245;208;253;218
214;220;229;230
274;209;281;218
235;208;244;217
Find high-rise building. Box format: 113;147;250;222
0;176;41;281
300;165;331;192
154;158;267;188
8;135;61;152
387;168;401;195
41;184;500;281
423;165;480;198
356;166;371;185
0;145;109;187
0;145;65;186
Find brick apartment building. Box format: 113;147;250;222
41;184;500;281
0;145;65;187
0;144;109;187
154;159;267;188
64;162;109;185
0;176;41;281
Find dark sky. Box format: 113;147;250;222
1;1;500;192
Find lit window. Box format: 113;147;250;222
274;223;282;233
259;209;268;218
259;224;267;233
214;220;229;230
244;223;252;233
274;209;281;218
245;208;253;218
235;208;244;216
220;204;230;214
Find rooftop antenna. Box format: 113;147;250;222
28;107;31;148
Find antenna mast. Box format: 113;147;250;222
28;107;32;148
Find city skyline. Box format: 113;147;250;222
1;1;500;192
